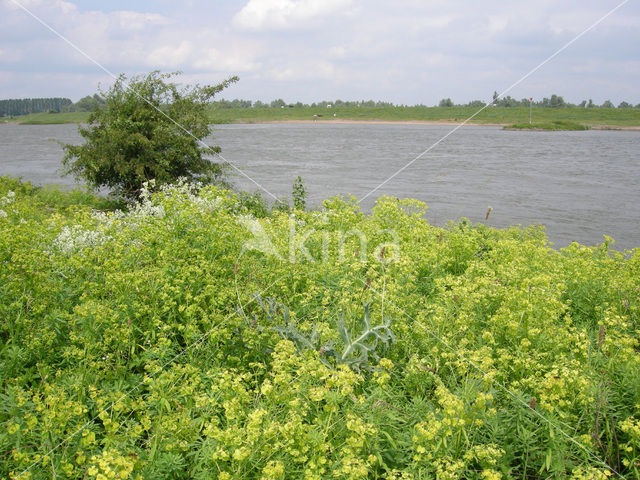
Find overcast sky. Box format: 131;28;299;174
2;0;639;105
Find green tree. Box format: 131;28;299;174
549;94;565;107
438;98;454;107
601;100;614;108
62;71;238;199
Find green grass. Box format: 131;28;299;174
4;111;90;124
2;176;640;479
207;105;640;127
6;106;639;127
505;120;591;131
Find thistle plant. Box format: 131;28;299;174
333;303;395;372
253;295;395;372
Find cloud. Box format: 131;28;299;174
0;0;638;104
232;0;355;31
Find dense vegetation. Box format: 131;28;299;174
0;98;73;117
1;175;639;479
62;71;237;199
504;121;591;131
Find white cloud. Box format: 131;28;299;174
148;41;193;68
232;0;355;31
0;0;638;104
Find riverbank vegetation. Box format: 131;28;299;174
6;105;638;128
61;71;237;200
1;175;639;479
504;120;591;131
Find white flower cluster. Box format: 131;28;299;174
52;179;226;255
0;190;15;218
158;178;223;213
52;224;111;255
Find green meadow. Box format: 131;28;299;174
6;106;640;128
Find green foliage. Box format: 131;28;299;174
254;296;395;372
505;120;591;131
292;176;307;211
333;303;395;372
62;71;238;199
0;97;72;116
1;176;640;479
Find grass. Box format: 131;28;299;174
4;106;639;127
504;120;591;131
207;105;640;127
3;111;90;124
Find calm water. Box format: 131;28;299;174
1;122;639;250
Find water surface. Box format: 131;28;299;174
1;122;638;250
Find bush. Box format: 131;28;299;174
62;71;238;199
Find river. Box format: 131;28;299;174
1;122;638;250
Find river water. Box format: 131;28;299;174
1;122;639;250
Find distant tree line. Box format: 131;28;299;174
0;95;107;116
213;95;639;109
68;94;106;112
0;97;73;116
212;99;396;109
440;93;640;109
2;92;638;117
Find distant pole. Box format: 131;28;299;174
529;97;533;124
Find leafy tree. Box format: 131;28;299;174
62;71;238;199
438;98;454;107
270;98;286;108
73;94;105;112
618;101;632;108
549;94;565;107
601;100;614;108
466;100;486;108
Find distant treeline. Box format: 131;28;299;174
0;97;72;116
212;99;395;109
3;93;639;117
439;93;639;109
213;94;640;109
0;94;105;116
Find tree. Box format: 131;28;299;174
73;94;105;112
63;71;238;199
438;98;453;107
618;101;632;108
601;100;614;108
549;94;565;108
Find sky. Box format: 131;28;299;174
1;0;639;105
